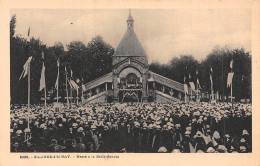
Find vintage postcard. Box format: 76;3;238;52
0;0;260;166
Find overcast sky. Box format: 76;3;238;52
11;9;251;64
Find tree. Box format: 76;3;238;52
66;41;86;80
169;55;199;83
86;36;114;81
10;15;16;38
149;55;199;84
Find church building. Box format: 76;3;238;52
83;12;189;103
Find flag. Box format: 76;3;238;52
189;82;195;91
196;70;201;89
19;56;32;80
82;84;86;92
227;72;234;87
184;84;188;94
70;80;79;90
210;74;213;85
39;63;45;91
57;59;60;67
28;26;30;36
41;51;44;59
230;59;233;69
55;72;59;90
68;79;72;88
197;78;201;89
210;67;213;85
55;59;60;90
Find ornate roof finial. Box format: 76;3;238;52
127;9;134;29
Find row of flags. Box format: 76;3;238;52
183;59;234;97
20;52;87;103
19;27;86;96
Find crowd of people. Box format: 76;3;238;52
10;102;252;153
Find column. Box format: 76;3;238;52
113;74;119;102
141;72;148;102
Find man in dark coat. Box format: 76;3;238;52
152;126;162;152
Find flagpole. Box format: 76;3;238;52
70;81;72;104
190;87;192;102
57;64;59;104
196;80;198;103
76;88;79;105
185;91;187;103
81;82;84;105
27;61;30;129
231;58;233;104
210;68;213;102
65;66;69;107
44;70;47;108
184;76;187;103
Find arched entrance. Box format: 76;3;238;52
118;69;143;103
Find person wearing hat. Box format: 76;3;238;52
212;131;222;148
118;121;128;152
100;125;111;152
11;141;21;152
17;119;26;132
55;123;66;144
180;130;194;153
23;141;36;152
151;125;162;152
74;137;86;152
76;127;86;139
222;133;232;152
47;139;65;152
131;122;142;152
140;123;149;152
206;146;215;153
160;124;173;152
145;123;155;153
173;123;182;146
193;131;206;152
216;144;228;153
63;139;75;152
109;122;120;152
158;146;168;153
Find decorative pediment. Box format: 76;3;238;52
113;57;148;75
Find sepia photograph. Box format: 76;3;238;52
9;8;253;154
